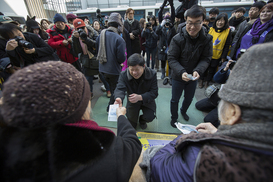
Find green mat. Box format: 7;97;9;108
92;88;204;134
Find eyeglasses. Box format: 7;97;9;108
186;22;202;27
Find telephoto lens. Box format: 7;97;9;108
14;36;33;49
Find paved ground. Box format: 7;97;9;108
91;70;207;134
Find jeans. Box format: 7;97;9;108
146;47;157;69
99;73;110;91
85;75;93;92
170;79;197;120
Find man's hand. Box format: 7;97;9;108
128;93;142;103
73;31;80;38
6;39;18;51
67;37;72;43
62;40;69;46
182;72;191;82
24;48;35;54
116;106;126;118
193;71;200;80
196;123;218;134
114;98;122;107
129;33;135;40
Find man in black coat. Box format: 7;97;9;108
114;53;158;129
168;5;212;127
124;8;141;56
0;23;58;68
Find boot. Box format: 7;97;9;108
204;81;209;89
198;80;204;88
161;68;165;79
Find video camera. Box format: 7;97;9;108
14;36;33;49
77;28;87;40
96;9;105;29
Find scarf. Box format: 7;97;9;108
79;38;94;59
97;27;119;64
127;19;134;25
251;17;273;44
229;16;245;27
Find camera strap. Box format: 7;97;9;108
16;49;25;68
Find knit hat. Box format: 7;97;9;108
251;1;266;10
108;12;123;26
53;13;66;23
0;15;16;24
218;43;273;110
73;18;85;29
66;13;77;20
26;19;40;29
1;61;90;128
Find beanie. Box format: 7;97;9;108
66;13;77;20
53;13;66;23
251;1;266;10
108;12;123;27
1;61;90;128
73;18;85;29
218;43;273;110
26;19;40;29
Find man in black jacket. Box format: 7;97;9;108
114;53;158;129
168;5;212;127
0;23;58;68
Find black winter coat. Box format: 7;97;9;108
168;26;212;81
114;67;158;112
6;32;58;67
141;26;158;49
0;38;8;59
0;116;142;182
124;20;141;54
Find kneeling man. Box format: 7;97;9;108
114;53;158;129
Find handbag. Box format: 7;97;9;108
80;54;99;70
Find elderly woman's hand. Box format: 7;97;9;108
116;107;126;118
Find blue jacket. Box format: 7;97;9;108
213;61;230;84
150;135;201;182
96;30;126;75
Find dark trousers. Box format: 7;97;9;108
170;79;197;120
99;73;110;91
85;75;94;92
146;47;157;69
102;73;120;111
195;98;220;127
201;58;220;81
126;101;156;129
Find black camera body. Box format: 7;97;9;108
14;36;33;49
146;22;152;28
77;29;87;40
229;61;236;70
165;19;172;27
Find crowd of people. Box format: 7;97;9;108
0;0;272;181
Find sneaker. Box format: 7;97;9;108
140;123;147;129
101;85;106;92
107;91;111;98
170;119;177;128
163;77;169;85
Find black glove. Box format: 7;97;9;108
169;0;174;7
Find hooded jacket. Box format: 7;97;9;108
47;24;78;63
168;26;212;81
0;115;142;182
6;32;57;67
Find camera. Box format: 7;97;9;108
146;22;152;28
14;36;33;49
77;28;87;40
165;19;172;27
229;61;236;70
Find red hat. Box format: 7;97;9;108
73;18;85;29
66;13;77;20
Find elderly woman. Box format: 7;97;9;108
0;61;141;181
230;3;273;60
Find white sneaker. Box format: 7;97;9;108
101;85;106;92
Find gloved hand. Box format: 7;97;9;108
168;0;174;7
161;19;166;27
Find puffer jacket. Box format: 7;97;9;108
141;26;158;49
168;26;213;81
47;25;78;63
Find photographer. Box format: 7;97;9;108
141;15;158;69
156;0;176;81
72;18;99;99
0;23;58;68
